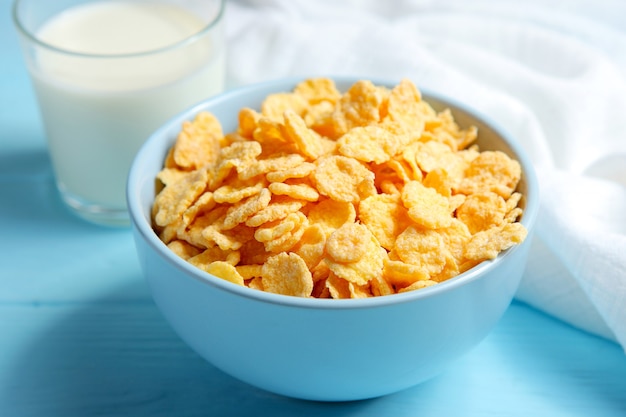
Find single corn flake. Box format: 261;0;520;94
325;222;370;263
262;212;309;253
430;252;460;283
437;218;472;262
456;191;507;234
337;125;392;164
262;252;313;297
268;181;320;202
213;182;265;204
167;240;202;260
172;114;222;170
188;246;240;269
202;224;247;251
254;218;297;243
313;155;376;203
330;80;387;138
325;273;351;299
236;264;264;280
423;168;452;198
153;168;209;227
157;168;187;188
325;225;386;286
239;154;305;181
359;193;412;251
247;276;264;291
179;205;228;248
383;78;426;136
238;107;261;139
266;162;315;183
371;274;395;297
283;110;326;160
458;151;521;198
245;198;306;227
222;188;272;230
306;199;356;236
180;191;216;231
463;222;528;261
260;92;309;122
304;100;336;137
292;224;327;269
398;279;438;293
205;261;245;286
394;226;451;277
401;180;452;229
349;281;372;299
294;77;341;105
382;258;430;289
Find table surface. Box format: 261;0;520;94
1;1;625;416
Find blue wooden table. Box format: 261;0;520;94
1;1;625;415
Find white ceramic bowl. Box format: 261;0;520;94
127;77;539;401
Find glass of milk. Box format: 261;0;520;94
13;0;226;227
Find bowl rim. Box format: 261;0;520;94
127;75;540;310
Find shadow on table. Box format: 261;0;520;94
0;281;454;417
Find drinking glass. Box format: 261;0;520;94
13;0;226;226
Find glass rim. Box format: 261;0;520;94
11;0;226;59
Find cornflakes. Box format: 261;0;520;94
152;78;528;298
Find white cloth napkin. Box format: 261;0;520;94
224;0;626;350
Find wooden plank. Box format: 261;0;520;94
0;301;624;417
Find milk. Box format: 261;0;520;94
30;1;224;216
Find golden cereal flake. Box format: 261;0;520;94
236;264;264;280
383;78;426;136
205;261;245;286
394;226;451;277
268;181;320;202
222;188;272;230
401;181;452;229
153;168;209;227
306;198;357;236
294;77;341;104
330;80;387;138
325;222;370;263
325;225;386;286
167;240;202;260
337;125;393;164
456;191;507;234
283;110;326;160
172;114;222;170
325;273;351;299
266;162;315;183
213;182;265;204
262;252;313;297
463;222;527;261
238;107;261;139
292;224;327;269
398;279;438;293
262;212;309;253
382;258;430;288
260;92;309;122
312;155;376;203
458;151;521;198
188;246;240;269
359;193;412;251
245;198;306;228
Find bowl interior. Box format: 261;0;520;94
127;77;539;308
